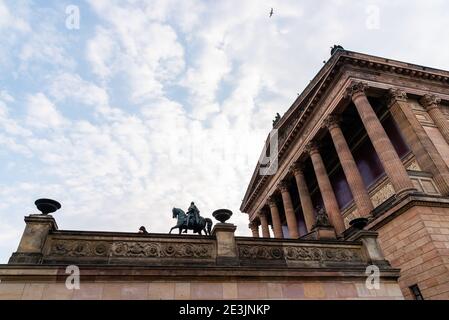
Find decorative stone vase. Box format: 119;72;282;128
212;209;233;224
349;217;369;230
34;199;61;215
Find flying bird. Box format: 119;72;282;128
269;8;274;18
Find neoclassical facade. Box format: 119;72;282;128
241;48;449;300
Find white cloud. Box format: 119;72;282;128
47;72;110;112
86;1;185;103
0;89;14;102
0;0;30;32
26;93;69;129
0;91;32;156
86;27;117;79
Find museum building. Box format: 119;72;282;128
241;47;449;300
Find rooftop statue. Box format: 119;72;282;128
170;202;213;235
330;45;344;55
272;112;281;127
312;206;332;229
138;226;149;234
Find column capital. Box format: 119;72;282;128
267;196;277;208
248;220;260;228
323;114;341;130
345;81;369;100
291;161;306;175
278;181;290;193
305;140;320;155
258;210;268;218
387;88;408;108
420;94;442;111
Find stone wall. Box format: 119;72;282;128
377;204;449;299
0;279;403;300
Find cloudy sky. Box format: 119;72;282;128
1;0;449;263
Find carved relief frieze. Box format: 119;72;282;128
406;159;422;171
111;241;213;259
284;246;362;262
238;245;284;260
370;182;395;208
49;240;214;259
238;245;362;263
50;240;110;257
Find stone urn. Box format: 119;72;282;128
349;217;369;230
212;209;233;224
35;199;61;215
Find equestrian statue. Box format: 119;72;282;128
170;202;213;235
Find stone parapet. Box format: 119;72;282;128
4;215;398;274
0;214;403;300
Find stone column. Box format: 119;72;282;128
267;197;284;239
420;94;449;146
259;211;271;238
249;221;260;238
389;89;449;195
278;182;300;239
346;82;415;196
325;115;374;217
291;162;315;232
307;141;346;235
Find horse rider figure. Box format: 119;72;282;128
184;202;200;233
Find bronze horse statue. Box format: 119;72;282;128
170;207;213;235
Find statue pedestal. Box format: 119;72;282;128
212;223;238;266
9;214;58;264
313;226;337;240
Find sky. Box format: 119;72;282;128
1;0;449;263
